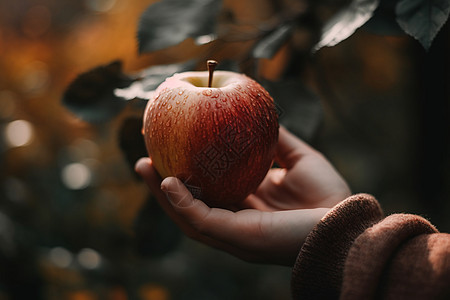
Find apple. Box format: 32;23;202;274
142;61;279;207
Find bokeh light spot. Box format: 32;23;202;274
4;120;34;148
61;163;92;190
49;247;73;268
77;248;101;269
195;34;215;45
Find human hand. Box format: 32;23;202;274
135;127;351;265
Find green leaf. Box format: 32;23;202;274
114;60;198;101
262;79;322;141
396;0;450;50
252;23;295;59
137;0;222;53
315;0;380;51
62;61;133;123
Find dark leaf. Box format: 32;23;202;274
115;60;198;101
62;61;134;123
262;79;323;141
137;0;222;53
252;23;295;59
363;0;405;35
396;0;450;50
314;0;380;51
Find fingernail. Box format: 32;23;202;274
134;157;151;175
160;183;172;202
161;178;194;208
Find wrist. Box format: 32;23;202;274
271;207;330;266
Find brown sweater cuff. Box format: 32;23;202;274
341;213;440;299
291;193;383;299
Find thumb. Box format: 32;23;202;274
161;177;196;208
160;177;235;241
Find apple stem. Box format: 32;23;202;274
207;60;218;88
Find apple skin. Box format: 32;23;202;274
143;70;279;207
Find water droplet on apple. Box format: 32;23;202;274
221;97;227;102
202;89;212;96
166;120;171;127
215;103;222;109
176;100;180;105
178;90;184;95
205;102;211;109
167;104;172;110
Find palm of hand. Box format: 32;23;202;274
240;128;350;211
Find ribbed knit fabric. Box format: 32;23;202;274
291;194;383;299
340;214;439;299
378;232;450;299
291;193;450;300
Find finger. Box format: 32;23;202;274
161;177;237;235
160;177;262;260
135;157;179;220
161;178;267;249
275;126;317;169
135;160;244;254
135;157;162;194
251;168;299;209
164;176;330;265
135;158;211;238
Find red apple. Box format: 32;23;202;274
142;62;279;207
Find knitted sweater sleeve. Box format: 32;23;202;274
291;193;450;300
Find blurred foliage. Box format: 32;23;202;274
62;61;133;123
137;0;222;53
63;0;449;127
0;0;449;299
